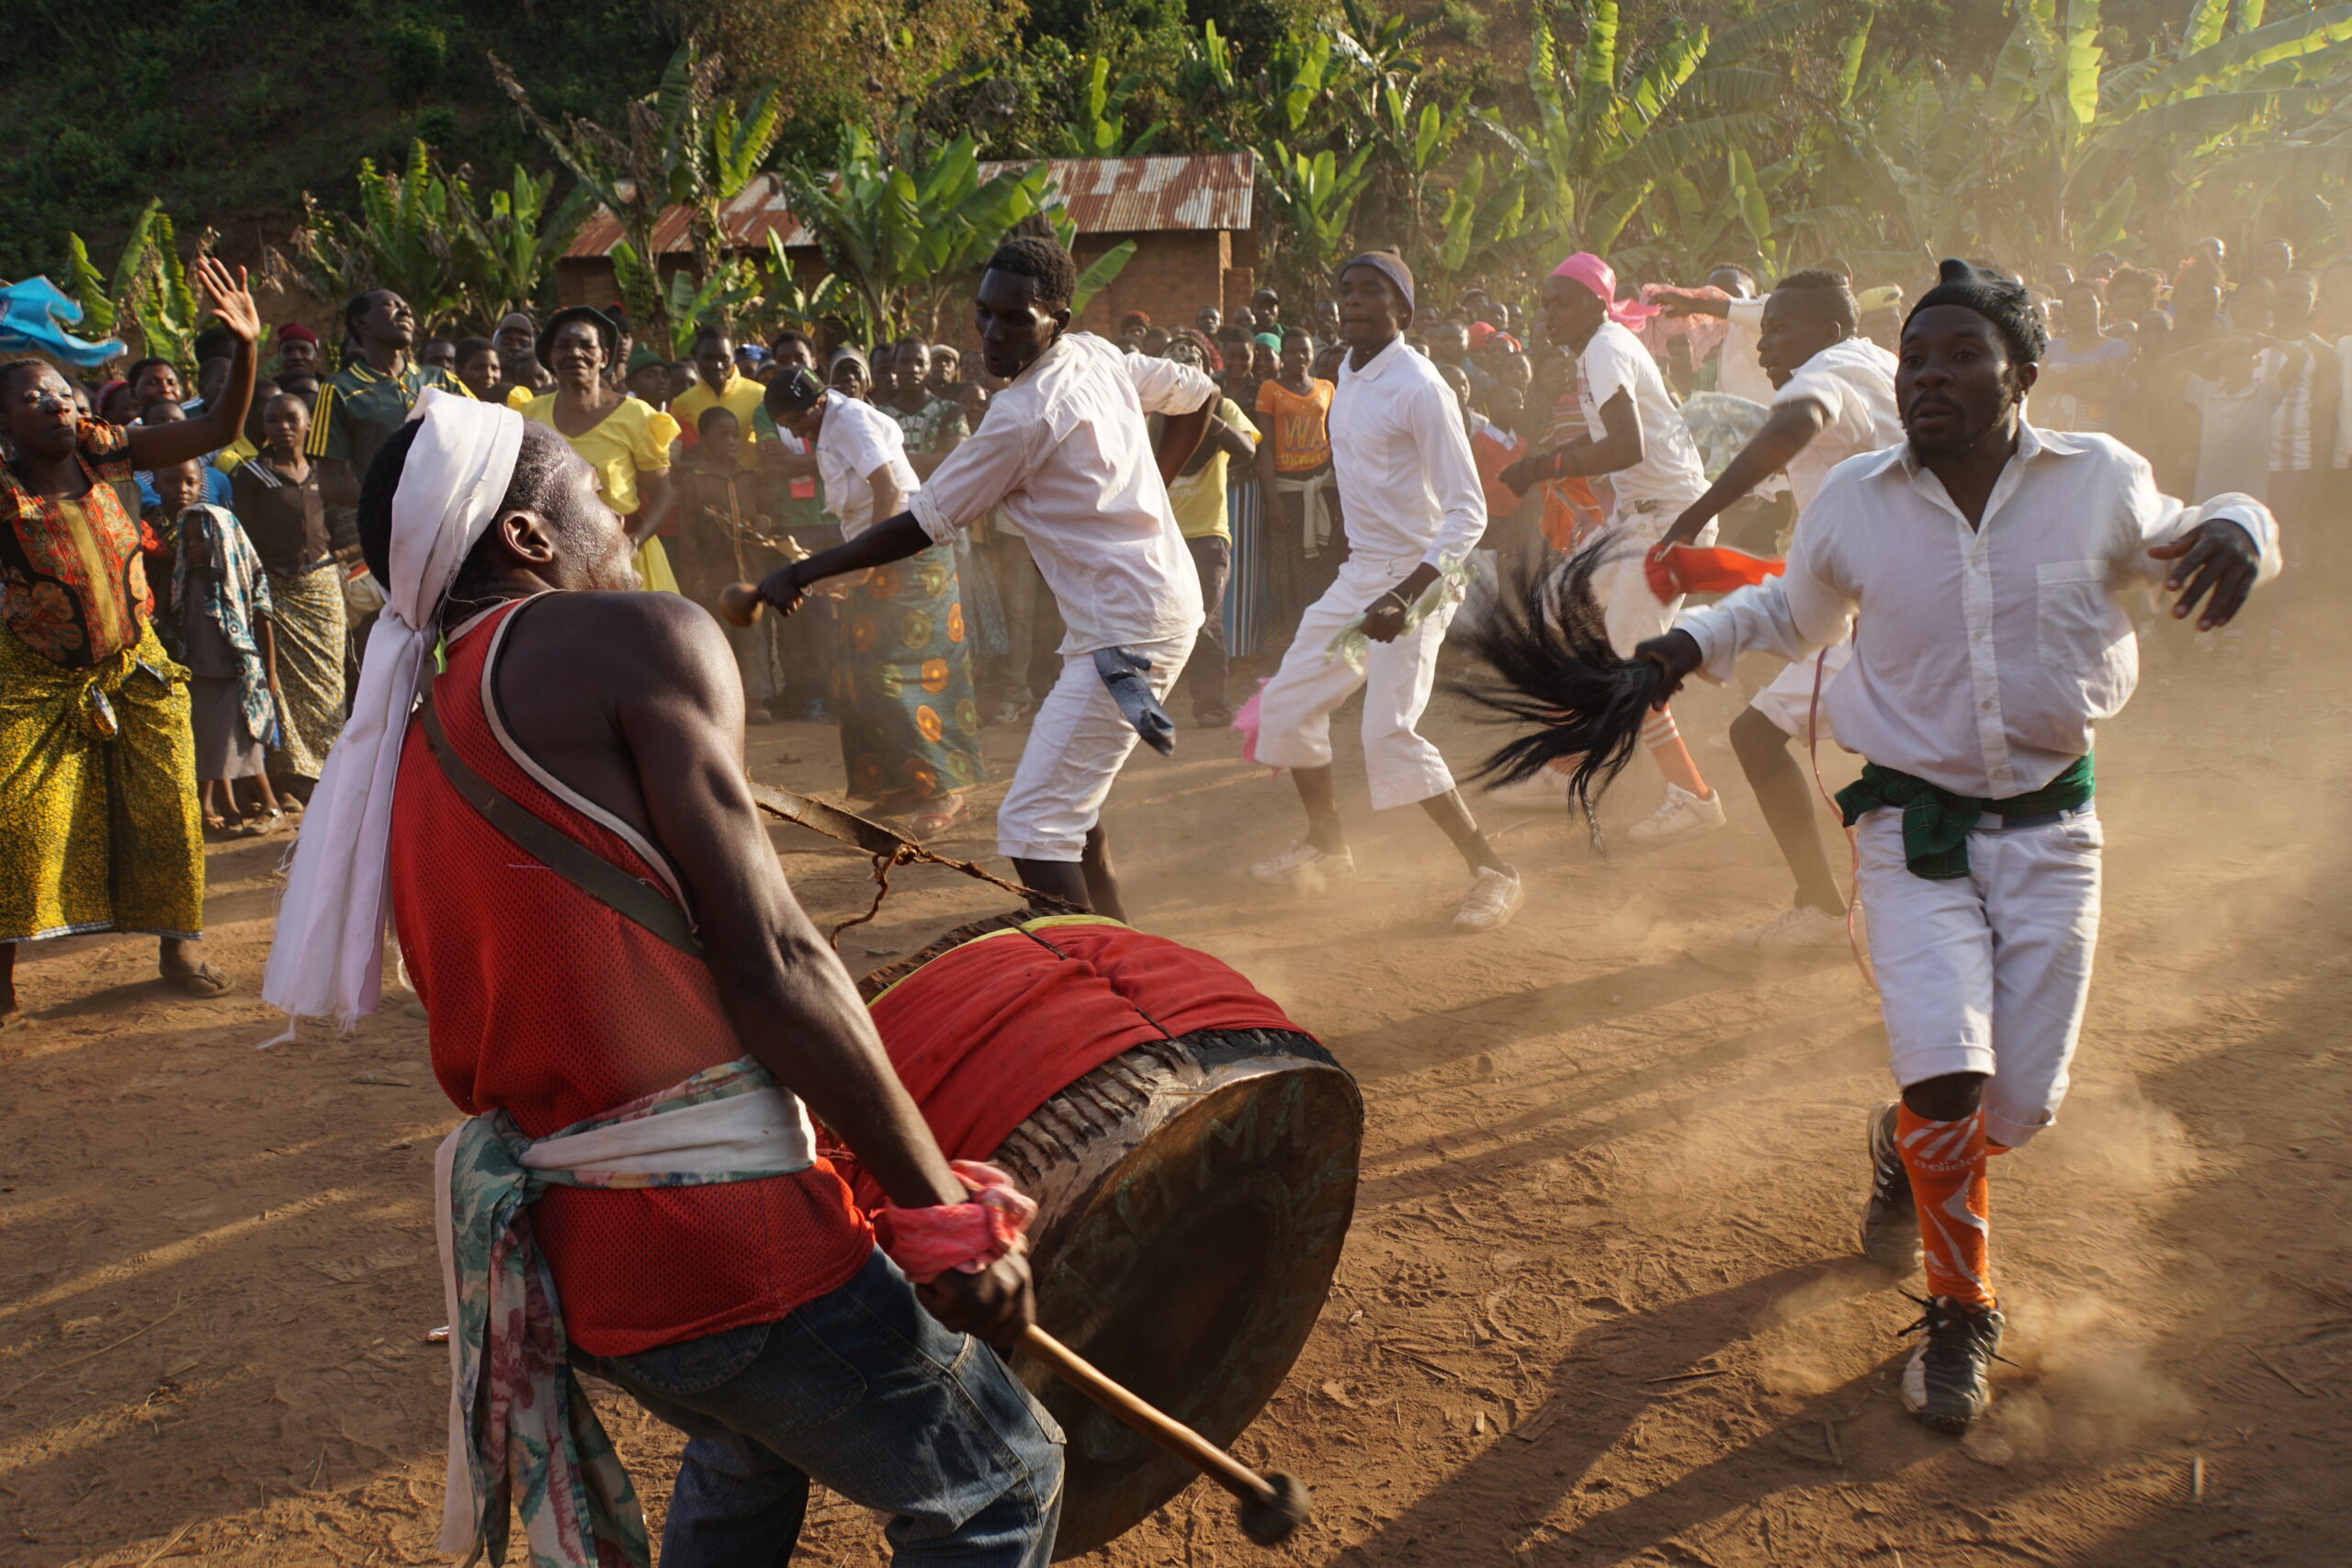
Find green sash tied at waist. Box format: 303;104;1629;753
1836;754;2095;880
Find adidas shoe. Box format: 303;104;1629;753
1897;1293;2006;1434
1250;841;1356;889
1452;865;1524;933
1859;1100;1921;1274
1626;783;1726;844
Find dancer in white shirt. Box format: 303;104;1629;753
752;236;1216;920
1503;251;1722;845
1648;271;1902;951
1638;260;2276;1436
1249;251;1522;934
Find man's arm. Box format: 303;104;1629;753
1637;491;1858;700
1660;397;1829;549
589;595;1031;1334
1360;380;1487;645
2120;456;2278;629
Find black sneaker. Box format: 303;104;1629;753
1897;1293;2005;1433
1859;1100;1921;1273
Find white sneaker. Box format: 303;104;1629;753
1452;865;1524;933
1734;903;1848;952
1250;841;1357;888
1626;783;1727;844
1482;769;1569;807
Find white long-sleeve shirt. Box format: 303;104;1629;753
911;333;1214;652
1327;335;1487;567
1678;424;2279;798
814;394;920;539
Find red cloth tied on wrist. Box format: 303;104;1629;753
1645;543;1786;604
878;1160;1038;1284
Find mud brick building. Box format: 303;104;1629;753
555;152;1259;351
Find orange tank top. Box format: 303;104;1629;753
390;596;872;1356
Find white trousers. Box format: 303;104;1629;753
1747;642;1852;745
1596;502;1711;657
995;632;1193;863
1253;553;1459;810
1856;807;2103;1148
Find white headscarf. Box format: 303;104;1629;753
263;388;525;1032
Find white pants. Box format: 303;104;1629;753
1596;501;1711;657
1856;806;2103;1149
995;632;1193;862
1254;553;1459;810
1747;642;1852;745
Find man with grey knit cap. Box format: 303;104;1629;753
1249;249;1521;934
1634;258;2278;1436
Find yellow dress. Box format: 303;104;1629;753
519;394;684;593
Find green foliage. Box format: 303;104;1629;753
383;17;451;106
275;140;586;335
64;201;209;369
775;126;1070;341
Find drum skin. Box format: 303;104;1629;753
995;1026;1361;1559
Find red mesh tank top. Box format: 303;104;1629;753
390;596;872;1357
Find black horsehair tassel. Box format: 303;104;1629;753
1452;536;1664;824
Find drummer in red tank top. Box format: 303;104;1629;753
356;413;1064;1568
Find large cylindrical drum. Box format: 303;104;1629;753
862;915;1362;1558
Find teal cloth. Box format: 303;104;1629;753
1836;755;2096;880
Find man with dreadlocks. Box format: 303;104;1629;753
1649;269;1901;951
752;234;1217;922
1636;259;2278;1434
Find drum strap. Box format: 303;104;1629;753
419;693;705;959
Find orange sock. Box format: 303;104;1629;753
1641;706;1710;798
1896;1104;1995;1308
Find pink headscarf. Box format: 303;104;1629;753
1551;253;1661;328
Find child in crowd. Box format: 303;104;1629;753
158;459;287;835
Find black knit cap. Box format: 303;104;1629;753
763;366;823;418
1904;258;2048;366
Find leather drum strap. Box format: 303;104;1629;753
418;694;705;960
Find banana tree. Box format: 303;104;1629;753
1261;141;1377;289
495;41;776;344
445;163;589;330
1057;55;1164;157
776;127;1063;343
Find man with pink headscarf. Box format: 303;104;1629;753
1501;252;1724;844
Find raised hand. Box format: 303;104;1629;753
193;255;260;345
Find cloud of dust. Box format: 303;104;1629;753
2038;1080;2199;1197
1979;1289;2198;1463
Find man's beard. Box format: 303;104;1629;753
1905;389;2018;464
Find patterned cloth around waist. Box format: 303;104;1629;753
434;1057;817;1568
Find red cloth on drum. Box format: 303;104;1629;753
864;918;1307;1190
391;598;873;1358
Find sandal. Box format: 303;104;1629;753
159;959;233;999
909;795;969;839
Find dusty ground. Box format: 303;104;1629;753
4;611;2349;1568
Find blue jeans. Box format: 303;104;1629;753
577;1250;1064;1567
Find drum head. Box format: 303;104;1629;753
991;1028;1363;1559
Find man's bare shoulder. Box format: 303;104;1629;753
503;590;736;692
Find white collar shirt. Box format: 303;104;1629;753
1771;338;1902;511
1577;321;1709;512
1718;296;1778;405
1327;335;1487;567
911;333;1210;651
814;394;920;539
1678;424;2280;797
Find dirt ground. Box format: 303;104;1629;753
5;608;2349;1568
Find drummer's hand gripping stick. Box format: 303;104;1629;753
1017;1325;1313;1546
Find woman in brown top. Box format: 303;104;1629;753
230;390;345;791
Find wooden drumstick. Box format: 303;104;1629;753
718;581;764;626
1018;1325;1312;1546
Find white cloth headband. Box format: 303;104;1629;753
263;387;526;1033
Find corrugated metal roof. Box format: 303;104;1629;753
564;152;1254;261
